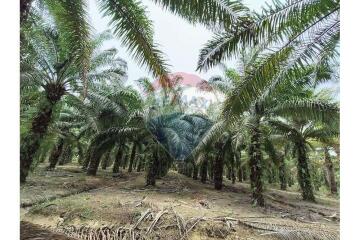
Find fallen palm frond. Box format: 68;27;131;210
260;229;339;240
21;185;98;208
50;208;339;240
237;219;339;240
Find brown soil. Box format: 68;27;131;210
21;164;340;239
20;221;77;240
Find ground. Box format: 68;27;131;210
20;164;340;240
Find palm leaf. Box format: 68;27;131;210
151;0;248;29
99;0;170;82
44;0;91;97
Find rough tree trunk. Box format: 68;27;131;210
20;83;65;183
192;163;199;180
122;154;129;170
187;163;193;177
112;146;123;174
226;165;231;180
231;155;236;184
146;147;159;186
242;164;248;181
249;120;265;207
278;155;287;190
101;151;111;170
200;158;208;183
128;143;137;173
214;144;225;190
159;157;170;178
324;147;338;194
235;152;243;182
20;0;33;24
208;157;214;180
47;138;64;170
296;143;315;202
82;150;91;171
87;154;102;176
136;157;143;172
58;145;72;165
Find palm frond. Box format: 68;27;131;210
44;0;91;97
261;228;339;240
99;0;170;80
221;47;293;118
151;0;248;29
272;98;339;123
191;120;226;157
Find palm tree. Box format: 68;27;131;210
20;26;127;182
197;0;339;117
83;88;144;175
323;146;338;194
268;118;338;201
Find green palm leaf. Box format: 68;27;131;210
151;0;248;29
99;0;170;81
44;0;91;97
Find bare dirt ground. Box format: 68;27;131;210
20;164;340;240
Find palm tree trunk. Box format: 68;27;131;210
296;143;315;202
20;0;33;24
47;138;64;170
230;155;236;184
20;85;65;183
87;144;109;176
324;147;338;194
192;163;199;180
208;157;214;180
136;156;143;172
200;158;208;183
235;152;243;182
128;142;137;172
158;157;169;178
249;121;265;207
241;164;248;181
122;154;129;169
47;138;65;170
187;163;193;177
226;165;231;180
113;146;123;174
146;146;159;186
87;153;102;176
278;155;287;190
214;144;225;190
101;151;111;170
82;150;91;171
58;145;72;165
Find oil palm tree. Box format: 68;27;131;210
323;145;338;194
268;118;338;201
20;26;127;182
197;0;339;116
66;85;144;174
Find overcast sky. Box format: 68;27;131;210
88;0;267;85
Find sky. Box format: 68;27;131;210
88;0;267;85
